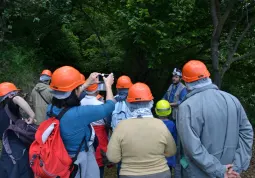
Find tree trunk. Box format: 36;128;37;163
211;37;221;87
210;0;222;88
210;0;237;88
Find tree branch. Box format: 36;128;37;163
232;17;255;55
211;0;219;34
211;0;237;37
222;50;255;78
226;14;245;45
220;0;237;29
232;51;255;63
225;16;255;65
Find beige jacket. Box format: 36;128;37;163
31;82;52;124
107;118;176;176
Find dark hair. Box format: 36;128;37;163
0;93;19;108
52;90;80;108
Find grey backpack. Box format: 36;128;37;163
2;104;38;164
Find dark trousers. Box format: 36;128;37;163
99;166;104;178
169;166;173;172
117;162;121;178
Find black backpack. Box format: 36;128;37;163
2;104;38;164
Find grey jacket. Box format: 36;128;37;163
31;82;53;124
177;84;253;178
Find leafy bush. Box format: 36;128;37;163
0;44;42;93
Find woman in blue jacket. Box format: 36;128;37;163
47;66;115;178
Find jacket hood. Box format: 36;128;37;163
35;82;50;92
184;84;218;101
115;90;128;102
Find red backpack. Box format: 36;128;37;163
29;107;86;178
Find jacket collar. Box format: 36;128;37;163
185;84;219;100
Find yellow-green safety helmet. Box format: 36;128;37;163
155;100;172;116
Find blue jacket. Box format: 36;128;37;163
163;120;177;167
111;90;130;130
47;100;115;155
163;83;187;104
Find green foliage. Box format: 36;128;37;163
222;60;255;126
0;44;42;91
0;0;254;125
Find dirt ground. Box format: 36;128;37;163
240;138;255;178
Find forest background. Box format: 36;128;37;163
0;0;255;125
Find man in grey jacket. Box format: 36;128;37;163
31;69;53;124
177;60;253;178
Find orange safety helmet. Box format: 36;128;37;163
116;76;133;89
86;84;98;92
0;82;20;97
50;66;85;92
127;83;154;103
182;60;210;83
41;70;52;77
96;94;104;100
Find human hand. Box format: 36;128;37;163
224;165;240;178
25;117;36;124
103;73;114;88
86;72;100;86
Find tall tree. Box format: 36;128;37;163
210;0;255;87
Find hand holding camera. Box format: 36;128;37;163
103;73;114;89
86;72;100;86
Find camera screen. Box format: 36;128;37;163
98;83;106;91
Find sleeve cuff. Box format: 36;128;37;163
214;165;226;178
233;166;241;173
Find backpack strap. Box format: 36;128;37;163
56;107;71;120
71;125;92;168
47;105;70;119
72;135;87;163
36;89;49;105
47;106;88;165
4;104;18;124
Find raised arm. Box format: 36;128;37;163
78;72;115;124
13;96;36;124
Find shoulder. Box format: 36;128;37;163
167;84;173;91
219;90;242;107
80;98;87;105
148;118;168;128
95;99;104;105
8;97;18;107
179;83;186;89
